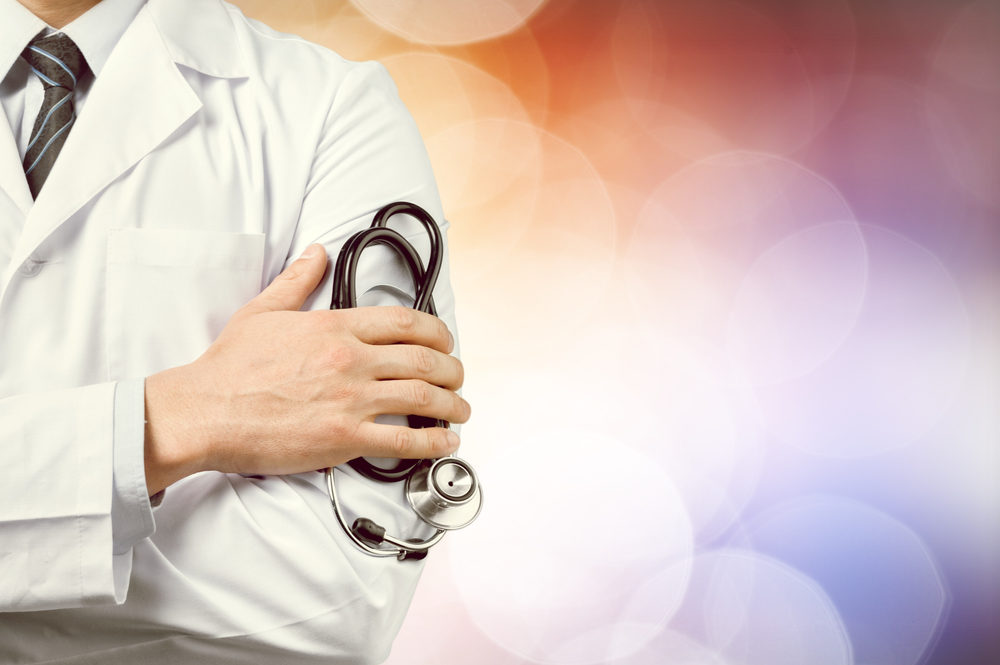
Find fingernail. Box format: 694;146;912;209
447;330;455;353
300;244;321;260
446;430;460;451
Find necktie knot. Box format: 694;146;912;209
21;32;87;91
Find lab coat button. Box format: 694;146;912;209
19;258;43;276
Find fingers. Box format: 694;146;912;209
343;307;454;354
241;244;328;316
370;380;471;425
354;422;461;461
369;344;465;390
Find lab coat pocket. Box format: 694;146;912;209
106;228;265;379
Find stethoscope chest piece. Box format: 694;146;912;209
405;457;483;530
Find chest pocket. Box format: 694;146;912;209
106;228;265;379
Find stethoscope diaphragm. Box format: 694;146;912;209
405;457;483;530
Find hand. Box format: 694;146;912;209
143;244;470;495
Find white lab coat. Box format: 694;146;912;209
0;0;456;662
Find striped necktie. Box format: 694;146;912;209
21;33;89;199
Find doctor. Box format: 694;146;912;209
0;0;470;662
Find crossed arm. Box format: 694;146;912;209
144;245;470;495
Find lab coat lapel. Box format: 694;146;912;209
9;7;202;274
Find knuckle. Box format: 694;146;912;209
325;414;353;440
390;307;417;333
413;347;435;375
391;428;414;457
330;383;361;408
429;429;451;456
324;344;361;372
409;382;433;408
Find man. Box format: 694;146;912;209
0;0;469;661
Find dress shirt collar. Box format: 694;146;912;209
61;0;147;77
0;0;146;79
0;1;44;81
1;0;245;82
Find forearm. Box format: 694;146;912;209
143;365;212;497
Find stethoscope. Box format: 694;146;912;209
323;202;483;561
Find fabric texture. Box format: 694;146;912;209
0;0;453;661
0;0;156;572
20;32;88;197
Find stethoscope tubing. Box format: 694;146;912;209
323;201;479;561
326;466;445;560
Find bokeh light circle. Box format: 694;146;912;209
731;496;948;665
450;429;694;664
562;99;732;188
460;304;763;548
350;0;548;46
381;52;532;140
428;118;544;280
625;151;857;350
668;549;852;665
754;225;970;456
611;0;856;155
726;221;869;386
617;336;763;545
385;599;527;665
925;0;1000;209
441;121;616;358
805;75;963;232
604;629;730;665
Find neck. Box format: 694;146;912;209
17;0;101;28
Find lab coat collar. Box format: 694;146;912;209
0;0;145;218
5;4;204;283
2;0;249;284
147;0;249;79
0;1;44;216
0;0;244;80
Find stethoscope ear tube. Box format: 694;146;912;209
325;467;445;561
323;201;482;561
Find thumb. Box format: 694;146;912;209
242;244;328;315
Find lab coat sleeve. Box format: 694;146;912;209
291;59;458;341
0;382;137;611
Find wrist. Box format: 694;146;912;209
143;366;213;494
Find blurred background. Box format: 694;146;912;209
232;2;997;664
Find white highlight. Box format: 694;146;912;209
350;0;548;45
755;225;970;456
449;429;694;664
